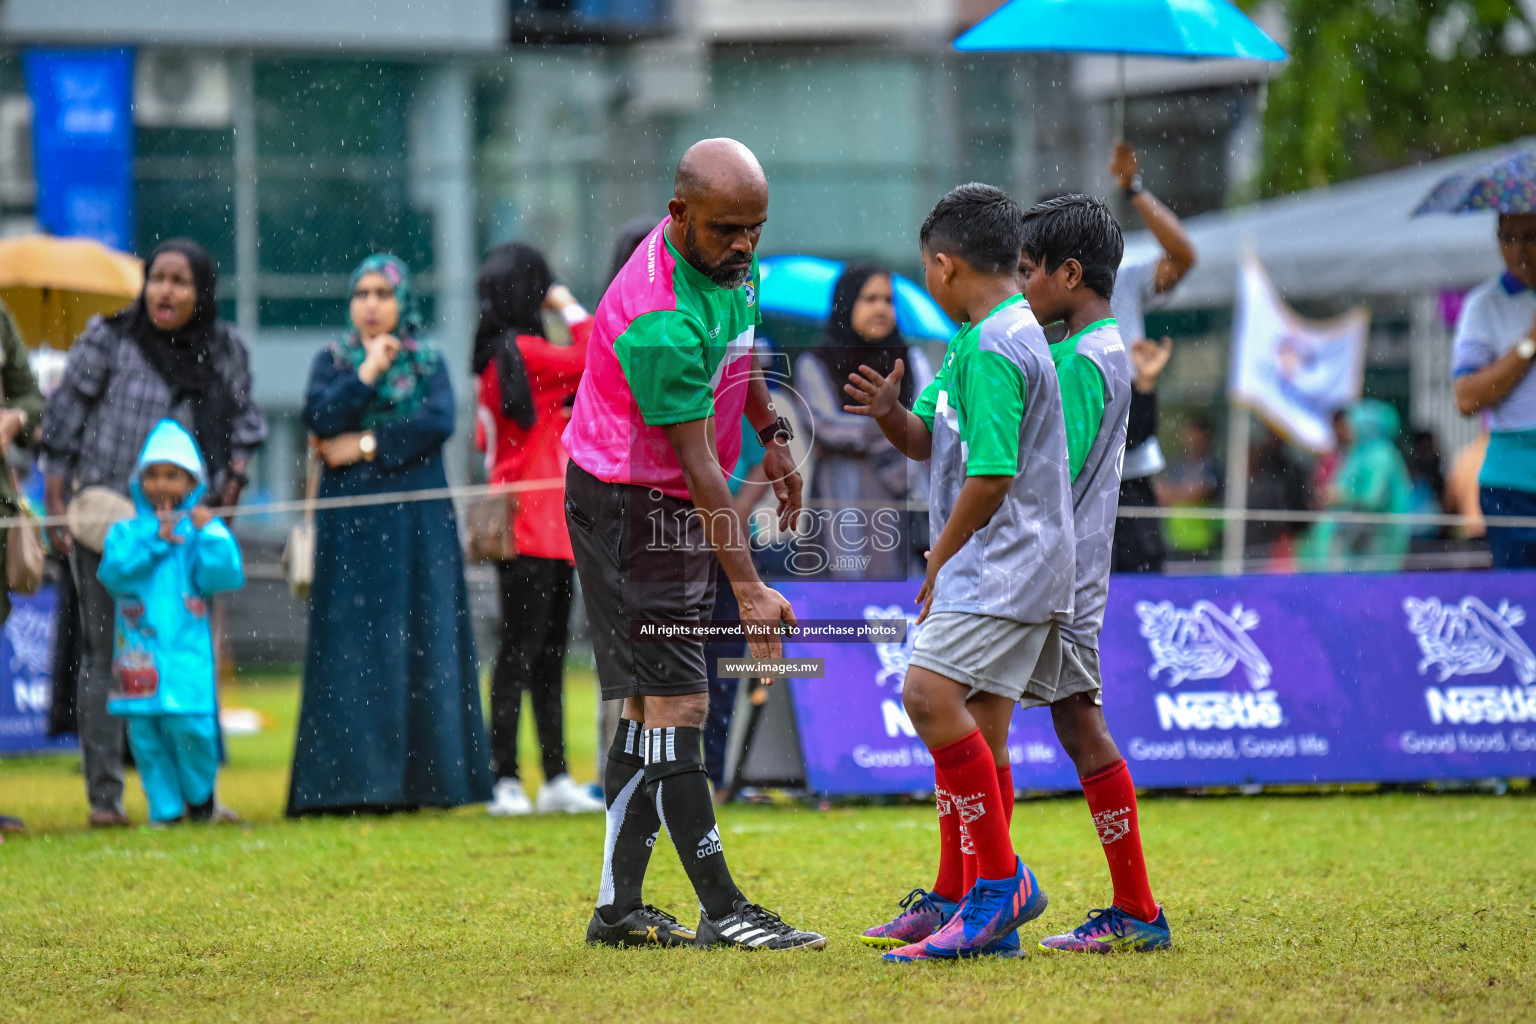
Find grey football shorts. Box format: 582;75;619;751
908;612;1062;703
1020;636;1104;710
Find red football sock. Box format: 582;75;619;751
930;730;1014;881
931;783;965;903
960;825;977;895
1080;758;1158;922
996;762;1015;826
958;763;1014;893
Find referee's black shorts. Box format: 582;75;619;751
566;460;718;702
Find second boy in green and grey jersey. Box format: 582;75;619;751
1018;193;1171;955
1030;316;1132;689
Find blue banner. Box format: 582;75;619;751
0;585;73;755
778;571;1536;794
23;48;135;250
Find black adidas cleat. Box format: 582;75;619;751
695;901;827;950
586;904;698;947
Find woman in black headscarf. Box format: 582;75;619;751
793;265;934;580
473;242;601;816
128;242;242;483
39;237;266;828
472;243;547;431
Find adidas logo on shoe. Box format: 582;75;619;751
696;826;723;858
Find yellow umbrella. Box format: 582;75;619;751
0;235;143;348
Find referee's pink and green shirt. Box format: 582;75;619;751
564;219;761;501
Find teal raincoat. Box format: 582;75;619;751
1305;400;1412;571
102;420;245;717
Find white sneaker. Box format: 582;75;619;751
487;777;533;816
535;773;606;814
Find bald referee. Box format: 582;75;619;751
563;139;825;950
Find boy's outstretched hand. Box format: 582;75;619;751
842;359;905;419
841;357;932;461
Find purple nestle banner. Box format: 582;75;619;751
778;572;1536;794
0;585;73;755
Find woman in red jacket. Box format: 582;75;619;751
473;242;601;816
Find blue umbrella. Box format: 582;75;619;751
1414;150;1536;216
955;0;1287;136
757;255;957;342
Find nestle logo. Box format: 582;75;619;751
1424;686;1536;725
1155;691;1283;731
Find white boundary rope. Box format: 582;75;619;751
16;478;560;531
6;477;1533;532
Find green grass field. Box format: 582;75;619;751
2;672;1532;1024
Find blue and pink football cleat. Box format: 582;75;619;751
923;860;1048;960
1037;906;1172;953
860;888;958;950
881;928;1024;962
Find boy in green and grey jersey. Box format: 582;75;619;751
846;184;1072;961
909;297;1077;623
1018;193;1171;954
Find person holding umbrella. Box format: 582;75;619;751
1037;140;1195;572
1451;203;1536;568
1105;142;1195;573
1413;152;1536;566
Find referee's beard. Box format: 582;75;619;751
683;221;753;289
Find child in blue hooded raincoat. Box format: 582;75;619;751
1303;399;1413;572
102;419;245;823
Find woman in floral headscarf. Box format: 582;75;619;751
287;254;493;816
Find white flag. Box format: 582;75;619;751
1229;254;1369;452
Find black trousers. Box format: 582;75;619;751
1112;478;1166;574
71;546;127;813
490;556;574;782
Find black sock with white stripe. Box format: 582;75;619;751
595;718;658;923
642;725;743;920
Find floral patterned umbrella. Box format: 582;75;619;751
1414;150;1536;216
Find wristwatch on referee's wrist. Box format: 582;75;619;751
1518;337;1536;361
757;416;794;447
359;431;378;461
1122;173;1144;200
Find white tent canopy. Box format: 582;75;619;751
1123;139;1534;310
